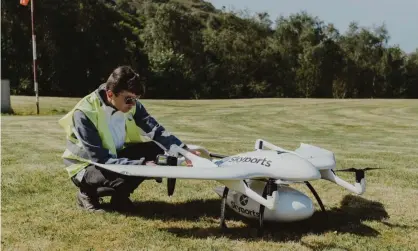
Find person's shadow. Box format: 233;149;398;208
106;193;414;244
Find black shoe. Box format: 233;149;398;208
77;190;105;213
110;195;136;212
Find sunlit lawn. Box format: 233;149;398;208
2;96;418;250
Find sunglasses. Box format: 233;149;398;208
124;96;139;105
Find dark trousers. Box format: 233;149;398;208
75;141;164;198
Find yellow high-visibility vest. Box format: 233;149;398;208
58;90;146;177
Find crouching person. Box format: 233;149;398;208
58;65;193;212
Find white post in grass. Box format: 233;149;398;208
30;0;39;114
1;80;12;113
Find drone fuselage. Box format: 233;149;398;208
214;180;315;222
207;149;320;221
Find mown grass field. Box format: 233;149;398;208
2;96;418;251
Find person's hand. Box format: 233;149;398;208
185;150;201;167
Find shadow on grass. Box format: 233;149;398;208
115;194;393;241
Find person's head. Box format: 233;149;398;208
105;66;144;113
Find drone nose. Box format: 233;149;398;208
271;153;321;181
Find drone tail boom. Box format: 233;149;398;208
320;169;366;195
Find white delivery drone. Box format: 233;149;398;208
92;139;379;236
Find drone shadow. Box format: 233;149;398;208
111;194;395;241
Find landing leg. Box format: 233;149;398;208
258;180;277;237
220;187;229;229
258;185;267;237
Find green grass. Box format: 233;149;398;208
2;95;418;250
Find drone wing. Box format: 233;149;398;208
92;162;275;180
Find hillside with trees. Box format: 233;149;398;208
2;0;418;98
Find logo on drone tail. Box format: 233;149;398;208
228;156;272;167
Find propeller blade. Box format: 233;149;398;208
335;168;358;172
167;178;176;196
334;167;383;183
209;152;229;159
363;167;382;171
335;167;382;172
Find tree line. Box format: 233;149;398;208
2;0;418;99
